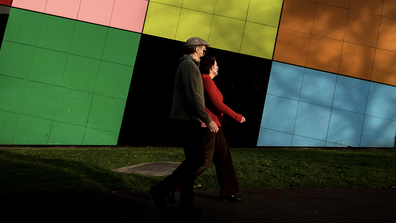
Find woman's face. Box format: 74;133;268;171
211;60;218;75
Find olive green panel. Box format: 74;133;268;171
143;0;281;59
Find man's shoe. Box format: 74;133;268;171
150;184;168;216
167;189;175;203
219;194;242;202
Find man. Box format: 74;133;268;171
150;37;219;216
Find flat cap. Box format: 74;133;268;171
185;37;210;47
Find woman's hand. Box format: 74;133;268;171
240;116;246;123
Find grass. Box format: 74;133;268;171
0;147;395;192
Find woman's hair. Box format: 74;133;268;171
200;55;217;74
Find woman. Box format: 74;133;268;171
197;55;246;201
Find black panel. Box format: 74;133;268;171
0;10;9;49
207;48;271;147
118;34;272;147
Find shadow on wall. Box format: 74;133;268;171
118;34;272;147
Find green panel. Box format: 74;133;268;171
209;16;245;53
247;0;283;27
182;0;216;13
240;22;278;59
3;8;43;46
175;9;213;42
151;0;182;7
83;128;119;145
36;14;75;52
20;81;60;120
0;75;27;113
0;110;18;144
69;21;108;60
53;88;93;126
214;0;250;20
87;94;126;133
13;115;52;145
0;41;35;79
95;61;133;99
62;55;100;92
48;121;85;145
102;28;141;66
29;48;68;86
143;2;181;39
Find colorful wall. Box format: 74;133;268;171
0;0;395;147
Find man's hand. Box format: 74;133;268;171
240;116;246;123
207;121;219;133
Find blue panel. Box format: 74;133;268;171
261;62;396;147
332;75;369;114
260;95;298;134
294;102;331;141
361;116;396;147
267;61;304;100
366;82;396;122
257;128;292;146
327;109;364;147
300;69;337;107
291;135;325;147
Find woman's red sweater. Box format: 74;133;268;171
201;74;243;127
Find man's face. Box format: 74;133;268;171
197;46;207;57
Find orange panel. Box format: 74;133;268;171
312;3;348;41
306;36;343;73
317;0;350;8
279;0;316;34
344;10;381;48
377;17;396;52
371;49;396;86
383;0;396;20
350;0;384;15
273;28;311;67
338;42;375;80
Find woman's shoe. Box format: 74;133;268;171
219;194;242;202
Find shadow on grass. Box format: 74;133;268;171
0;149;159;192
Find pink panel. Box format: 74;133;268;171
11;0;47;13
110;0;148;33
45;0;81;19
77;0;115;26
